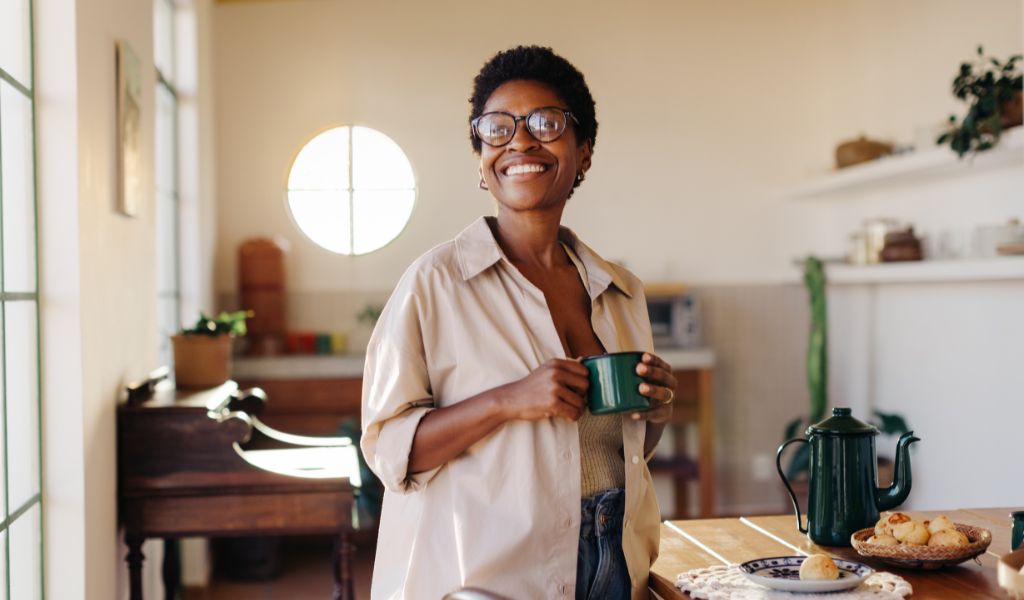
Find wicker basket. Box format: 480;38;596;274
850;524;992;570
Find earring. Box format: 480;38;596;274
478;175;489;191
575;171;586;184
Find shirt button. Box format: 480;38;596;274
631;455;640;464
563;449;572;461
564;518;572;528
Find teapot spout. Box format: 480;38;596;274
876;431;921;511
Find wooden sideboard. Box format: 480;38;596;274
117;381;360;600
234;347;716;518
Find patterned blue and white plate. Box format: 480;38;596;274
738;555;874;593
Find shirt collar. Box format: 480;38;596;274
454;216;633;299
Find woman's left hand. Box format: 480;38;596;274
630;352;677;424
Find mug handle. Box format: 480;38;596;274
776;438;809;534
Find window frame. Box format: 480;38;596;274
0;0;44;596
285;124;418;256
154;0;181;368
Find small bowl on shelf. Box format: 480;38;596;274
850;524;992;570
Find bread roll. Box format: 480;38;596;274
799;554;839;581
881;512;912;535
874;513;890;536
893;520;931;545
928;515;955;534
867;533;899;546
927;528;969;547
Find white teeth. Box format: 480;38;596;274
505;163;547;176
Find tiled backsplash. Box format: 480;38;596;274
220;282;811;517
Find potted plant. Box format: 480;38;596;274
780;258;910;489
172;311;251;389
938;45;1023;157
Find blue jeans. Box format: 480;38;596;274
576;488;630;600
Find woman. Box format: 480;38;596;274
361;46;677;600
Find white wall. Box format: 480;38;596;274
211;0;838;293
37;0;218;597
210;0;1022;286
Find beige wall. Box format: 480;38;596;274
37;0;218;597
212;0;1022;295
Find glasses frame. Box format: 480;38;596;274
471;106;579;147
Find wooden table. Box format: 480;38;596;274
650;507;1018;599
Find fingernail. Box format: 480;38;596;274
632;413;640;420
640;383;650;393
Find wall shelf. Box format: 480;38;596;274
818;256;1024;285
787;127;1024;201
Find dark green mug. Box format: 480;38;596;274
581;351;650;415
1012;510;1024;551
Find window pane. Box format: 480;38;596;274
154;0;174;82
352;190;415;255
2;81;37;293
158;297;178;368
288;128;350;191
0;0;31;86
9;503;41;600
352;127;415;190
155;83;176;197
0;306;5;517
5;301;39;509
287;191;351;254
0;529;7;600
155;191;178;294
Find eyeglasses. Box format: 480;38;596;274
471;107;579;147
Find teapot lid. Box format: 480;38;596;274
807;407;878;436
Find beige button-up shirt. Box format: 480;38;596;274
361;217;661;599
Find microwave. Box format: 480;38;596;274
645;284;700;349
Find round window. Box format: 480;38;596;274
286;126;416;255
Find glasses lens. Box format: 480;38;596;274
527;108;567;142
476;113;515;146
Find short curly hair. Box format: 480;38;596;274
469;46;598;155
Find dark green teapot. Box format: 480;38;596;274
776;407;921;546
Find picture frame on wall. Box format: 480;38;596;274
116;40;142;217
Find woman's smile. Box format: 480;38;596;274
500;156;553;179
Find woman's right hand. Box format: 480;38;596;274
497;358;590;422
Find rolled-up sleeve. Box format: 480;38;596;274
361;272;442;494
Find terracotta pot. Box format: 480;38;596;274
172;334;233;389
1001;90;1023;129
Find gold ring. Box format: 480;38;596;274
663;389;675;405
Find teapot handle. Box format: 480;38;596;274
776;437;809;534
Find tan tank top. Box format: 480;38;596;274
578;410;625;497
560;243;626;497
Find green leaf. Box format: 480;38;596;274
784;443;811;482
783;417;805;441
872;411;910;436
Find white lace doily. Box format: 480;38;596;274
675;565;913;600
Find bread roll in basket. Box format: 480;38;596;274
851;524;992;570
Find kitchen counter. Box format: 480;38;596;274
650;507;1015;599
233;347;715;380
